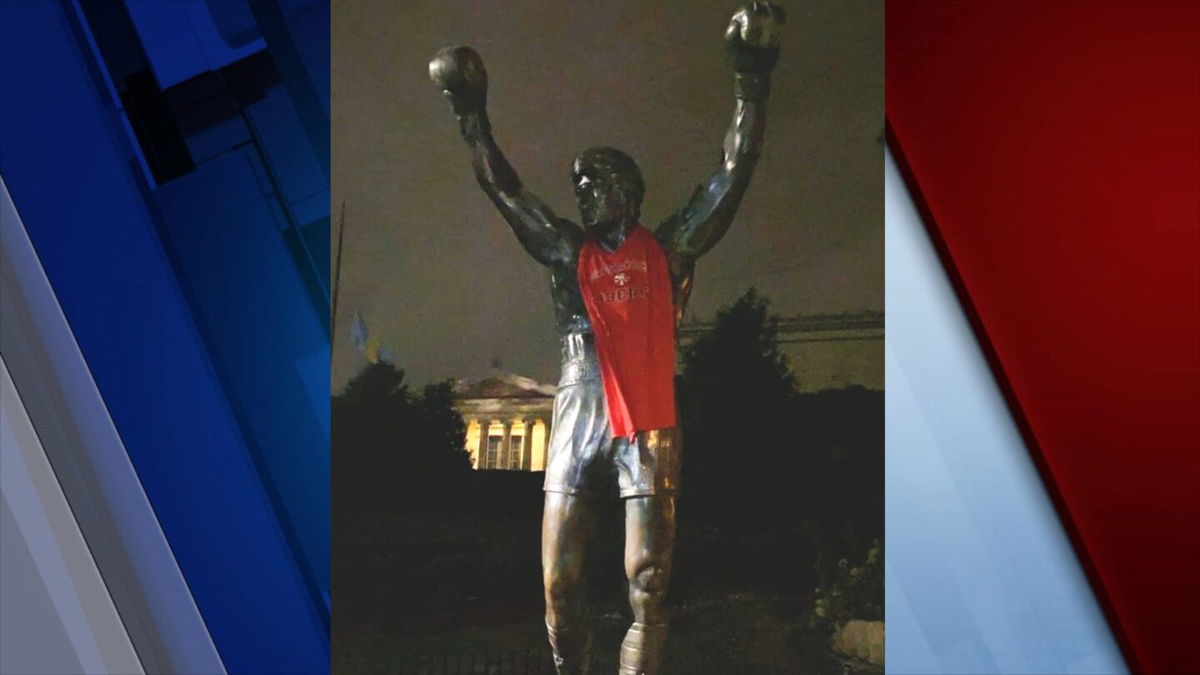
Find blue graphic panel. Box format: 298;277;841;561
884;146;1126;674
0;1;329;672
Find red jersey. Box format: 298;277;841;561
576;225;677;438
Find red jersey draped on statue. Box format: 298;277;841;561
577;224;677;438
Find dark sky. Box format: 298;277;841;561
332;0;882;389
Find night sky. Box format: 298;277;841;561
332;0;882;389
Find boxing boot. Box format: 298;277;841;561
617;622;668;675
547;620;592;675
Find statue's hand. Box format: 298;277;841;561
429;46;488;116
724;1;785;74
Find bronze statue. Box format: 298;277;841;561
429;3;783;672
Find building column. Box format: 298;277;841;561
475;420;483;469
490;420;502;469
482;420;496;469
531;418;547;471
507;418;518;471
499;421;512;470
521;418;532;470
475;419;485;469
477;420;487;469
465;419;477;469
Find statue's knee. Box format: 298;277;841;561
630;564;667;598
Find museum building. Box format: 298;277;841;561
453;373;556;471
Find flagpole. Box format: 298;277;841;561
331;200;346;340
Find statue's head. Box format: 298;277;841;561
571;147;644;232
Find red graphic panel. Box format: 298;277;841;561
887;2;1200;673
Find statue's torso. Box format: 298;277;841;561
546;247;693;339
548;262;592;336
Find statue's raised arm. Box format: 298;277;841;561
429;47;581;267
656;1;784;268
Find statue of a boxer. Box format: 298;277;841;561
429;3;783;672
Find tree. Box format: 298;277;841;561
674;289;883;605
333;362;470;516
677;288;800;526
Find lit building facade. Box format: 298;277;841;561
454;373;556;471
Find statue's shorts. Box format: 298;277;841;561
543;333;681;499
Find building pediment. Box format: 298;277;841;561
455;398;554;417
453;372;556;400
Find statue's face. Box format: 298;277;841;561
574;172;624;231
572;149;642;233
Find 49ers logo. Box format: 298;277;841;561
596;286;649;304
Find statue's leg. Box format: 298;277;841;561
619;494;676;675
543;491;596;675
612;427;680;675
